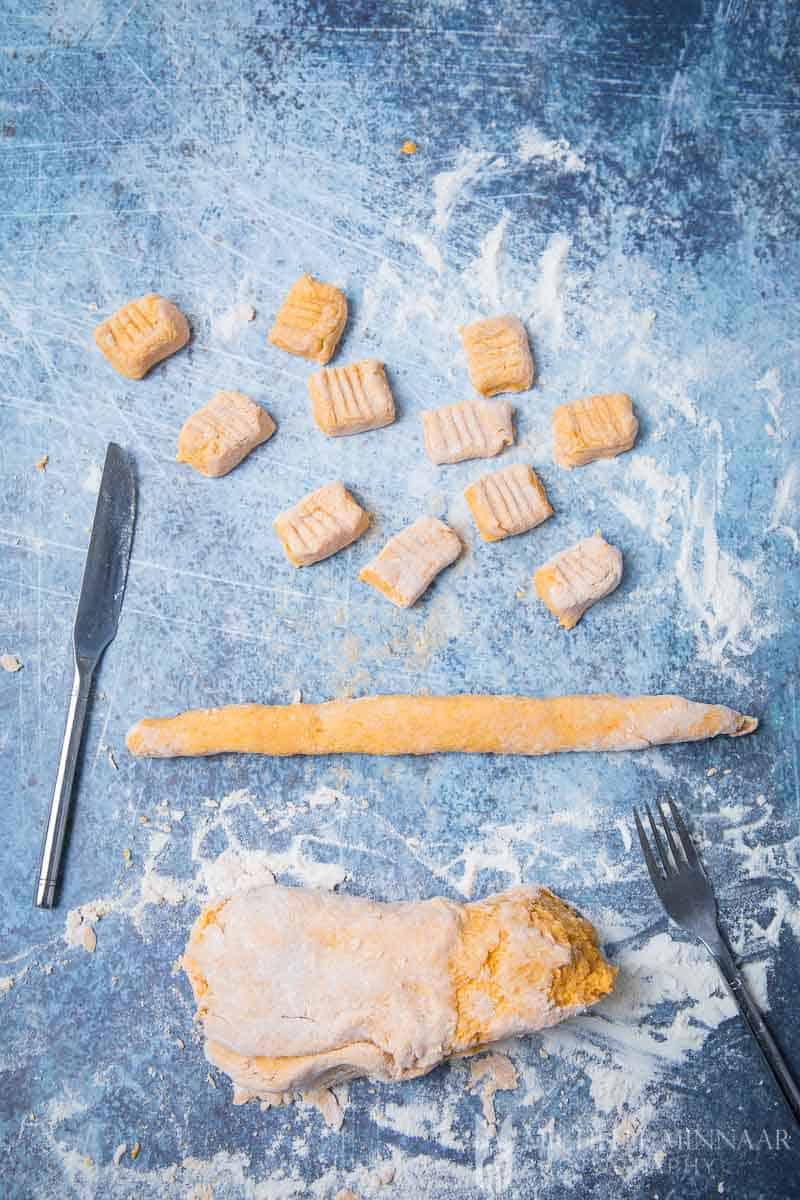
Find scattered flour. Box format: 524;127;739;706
517;124;587;173
470;212;510;310
432;149;493;231
767;462;799;551
211;301;256;342
755;367;786;440
528;233;570;346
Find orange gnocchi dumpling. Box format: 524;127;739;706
461;315;534;396
273;481;369;567
464;463;553;542
552;392;638;468
360;516;462;608
268;274;347;364
534;534;623;629
309;359;396;436
422;399;514;465
94;293;190;379
177;391;275;478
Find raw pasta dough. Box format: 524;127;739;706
464;463;553;541
461;316;534;396
422;399;514;465
309;359;396;436
273;482;369;567
552;392;638;468
268;274;347;364
182;883;616;1101
127;693;757;759
94;293;190;379
534;534;622;628
359;516;461;607
177;391;275;477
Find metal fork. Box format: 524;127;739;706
634;797;800;1125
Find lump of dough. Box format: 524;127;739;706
534;533;623;629
461;316;534;396
181;883;616;1105
552;392;638;468
422;399;514;465
94;294;190;380
464;463;553;542
273;481;369;567
359;516;461;607
268;274;347;364
177;391;276;477
309;359;396;436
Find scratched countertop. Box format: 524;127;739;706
1;2;799;1198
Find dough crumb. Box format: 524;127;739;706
305;1085;347;1131
211;301;256;342
468;1052;519;1128
1;654;23;673
401;139;418;154
335;1191;360;1200
65;909;97;953
130;1141;141;1160
112;1143;127;1166
35;454;49;472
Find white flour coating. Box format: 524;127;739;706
517;123;587;173
755;367;787;440
471;213;510;311
211;301;256;342
432;149;494;231
528;232;571;347
767;462;799;551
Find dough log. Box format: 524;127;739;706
127;693;757;759
182;884;616;1102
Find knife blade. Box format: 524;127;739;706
35;443;136;908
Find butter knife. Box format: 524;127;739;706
35;443;136;908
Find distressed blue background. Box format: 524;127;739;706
1;1;799;1197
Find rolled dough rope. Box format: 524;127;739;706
182;883;617;1102
127;693;757;759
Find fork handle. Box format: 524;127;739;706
711;934;800;1125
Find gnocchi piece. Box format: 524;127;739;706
553;392;638;468
360;516;462;608
268;274;347;364
273;481;369;567
94;294;190;380
177;391;276;478
464;463;553;542
309;359;396;436
534;534;623;629
422;399;514;465
461;316;534;397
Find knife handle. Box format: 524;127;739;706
35;660;94;909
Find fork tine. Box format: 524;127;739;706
665;797;700;868
659;799;683;867
645;804;673;876
634;806;665;887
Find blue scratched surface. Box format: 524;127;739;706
1;2;799;1197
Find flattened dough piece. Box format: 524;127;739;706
94;294;190;379
182;883;616;1103
310;360;396;436
359;516;461;607
422;399;514;465
274;481;369;567
461;316;534;397
127;694;758;759
268;274;347;364
553;392;638;468
465;463;553;542
534;534;622;629
177;391;276;477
